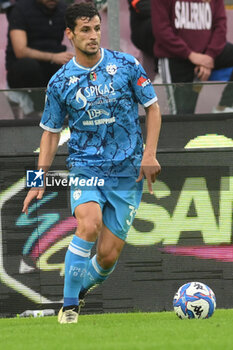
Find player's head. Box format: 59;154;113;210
65;2;101;56
65;2;101;32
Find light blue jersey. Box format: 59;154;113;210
40;48;157;177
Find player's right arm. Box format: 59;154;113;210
22;131;60;214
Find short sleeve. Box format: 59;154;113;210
8;5;27;31
130;57;157;107
40;83;67;133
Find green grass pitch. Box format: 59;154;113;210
1;309;233;350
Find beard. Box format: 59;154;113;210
80;47;100;56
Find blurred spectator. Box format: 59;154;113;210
72;0;107;11
72;0;93;4
128;0;158;72
6;0;74;91
5;0;74;116
128;0;153;57
151;0;233;114
94;0;107;11
0;0;16;19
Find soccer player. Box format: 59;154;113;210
22;2;161;324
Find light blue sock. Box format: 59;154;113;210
63;235;94;307
81;254;117;293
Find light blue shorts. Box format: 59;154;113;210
70;170;143;241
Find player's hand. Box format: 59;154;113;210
136;154;161;194
51;51;74;65
22;188;45;215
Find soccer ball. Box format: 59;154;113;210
173;281;216;319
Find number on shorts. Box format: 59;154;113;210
126;205;137;226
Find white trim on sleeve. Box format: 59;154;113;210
39;122;62;133
143;96;158;108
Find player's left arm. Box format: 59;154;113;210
136;101;161;194
22;130;60;214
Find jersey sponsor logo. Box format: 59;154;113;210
175;1;212;30
76;88;87;108
137;76;151;87
87;109;109;119
89;97;117;107
69;76;80;85
76;83;115;109
106;63;117;75
83;116;115;126
84;83;115;97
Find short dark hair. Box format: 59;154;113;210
65;2;101;32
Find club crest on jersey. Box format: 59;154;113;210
73;189;82;200
106;64;117;75
90;72;97;81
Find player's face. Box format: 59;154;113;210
68;16;101;56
